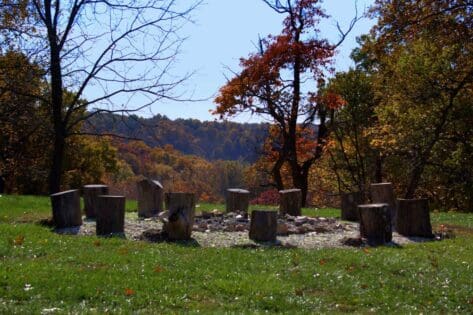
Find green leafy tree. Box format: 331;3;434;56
324;69;380;199
360;0;473;209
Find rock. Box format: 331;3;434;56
314;226;329;233
296;226;307;234
295;216;308;226
201;211;212;219
157;211;169;221
235;224;245;232
212;209;223;216
277;223;289;236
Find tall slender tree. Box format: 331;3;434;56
214;0;357;205
0;0;199;193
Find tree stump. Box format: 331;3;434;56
341;191;363;221
96;195;125;237
370;183;397;228
358;203;392;246
163;192;195;241
137;179;164;218
396;198;433;237
249;210;278;242
83;184;109;218
226;188;250;215
279;189;302;216
50;190;82;228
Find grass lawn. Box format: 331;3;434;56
1;195;472;313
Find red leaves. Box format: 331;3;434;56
214;0;336;120
124;288;135;296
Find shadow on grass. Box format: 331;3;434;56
140;229;201;247
231;240;297;250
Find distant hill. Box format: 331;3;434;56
84;113;269;162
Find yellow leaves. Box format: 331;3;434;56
318;259;327;266
154;265;164;273
13;235;24;246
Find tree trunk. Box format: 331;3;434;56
396;198;433;237
226;188;250;215
49;134;65;194
249;210;277;242
50;189;82;228
96;195;126;236
279;189;302;216
0;175;4;194
341;191;363;221
370;182;397;229
404;164;426;199
137;179;164;218
375;154;383;183
163;192;196;240
272;153;285;191
46;6;66;195
83;184;109;218
358;203;392;246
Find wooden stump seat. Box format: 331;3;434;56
50;189;82;228
358;203;392;246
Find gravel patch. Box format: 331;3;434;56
55;212;436;249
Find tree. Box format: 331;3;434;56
0;0;199;193
363;0;473;200
214;0;356;206
324;69;381;199
0;51;50;193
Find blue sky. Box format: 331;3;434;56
133;0;376;122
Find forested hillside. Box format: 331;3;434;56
85;113;269;162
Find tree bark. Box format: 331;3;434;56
96;195;126;236
83;184;109;218
226;188;250;215
341;191;363;221
358;203;392;245
249;210;277;242
0;175;4;193
370;182;397;228
137;179;164;218
279;189;302;216
47;8;66;195
396;198;433;237
49;134;65;194
50;189;82;228
163;192;196;240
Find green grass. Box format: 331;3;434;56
1;195;473;313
